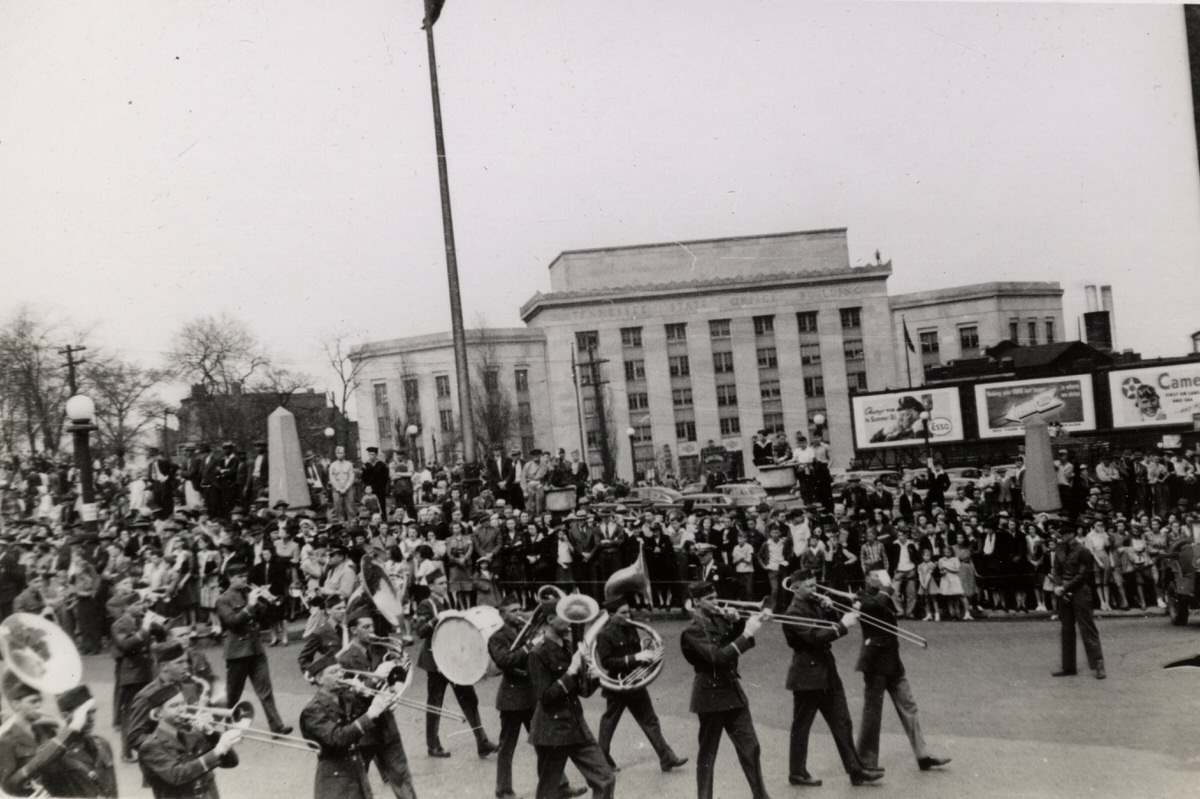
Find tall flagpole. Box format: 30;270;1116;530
424;3;476;468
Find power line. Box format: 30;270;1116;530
58;345;87;394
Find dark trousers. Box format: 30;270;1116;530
116;681;148;757
498;709;574;797
75;597;104;654
696;707;769;799
534;742;614;799
597;689;676;768
857;672;929;769
425;670;487;751
225;654;287;732
790;683;864;778
1059;588;1104;672
361;724;416;799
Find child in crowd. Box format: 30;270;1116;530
917;549;940;621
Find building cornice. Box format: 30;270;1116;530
521;264;892;322
546;227;850;270
351;328;546;361
889;281;1062;310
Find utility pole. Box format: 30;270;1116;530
570;344;589;465
59;345;87;394
585;343;615;482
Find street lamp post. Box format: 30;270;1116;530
919;411;933;462
66;394;98;532
625;427;638;484
811;412;826;441
406;424;420;469
323;427;335;460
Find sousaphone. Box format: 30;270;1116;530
583;543;665;692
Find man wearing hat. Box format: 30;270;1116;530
124;638;206;754
137;683;242;799
320;544;358;602
414;570;497;759
215;442;240;518
593;593;687;773
337;605;417;799
147;446;179;521
299;653;399;799
854;572;950;775
527;597;616;799
44;685;118;797
523;450;551;516
486;444;517;507
1051;524;1106;679
487;594;586;799
111;590;168;762
215;563;293;736
679;580;770;799
781;568;882;787
298;594;348;676
361;447;390;518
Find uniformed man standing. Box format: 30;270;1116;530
527;604;616;799
781;568;883;788
297;594;347;677
679;580;770;799
215;563;292;734
593;592;686;773
1051;524;1106;679
854;573;950;773
111;591;166;762
361;447;391;518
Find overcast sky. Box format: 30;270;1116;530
2;1;1197;405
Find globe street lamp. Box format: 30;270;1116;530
919;410;933;462
323;426;335;460
406;424;421;469
811;412;826;440
625;426;638;484
66;394;98;531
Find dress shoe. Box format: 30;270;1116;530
428;747;451;758
272;725;294;736
918;757;951;771
496;793;525;799
557;787;587;799
1051;670;1077;677
478;741;500;758
661;755;689;772
850;768;885;786
788;773;823;787
1094;665;1107;680
121;752;138;764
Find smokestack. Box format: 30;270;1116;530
1084;285;1098;313
1099;285;1115;348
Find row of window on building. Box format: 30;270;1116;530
917;317;1056;376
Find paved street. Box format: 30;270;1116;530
80;614;1195;799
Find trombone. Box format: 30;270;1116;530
712;599;843;632
338;667;468;724
176;701;321;753
509;585;565;652
808;584;929;649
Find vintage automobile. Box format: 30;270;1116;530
1163;536;1200;626
717;482;772;507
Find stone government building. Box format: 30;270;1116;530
352;228;1063;482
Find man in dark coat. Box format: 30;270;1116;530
111;592;166;761
146;446;178;520
297;594;347;677
486;444;518;506
487;595;584;799
1051;524;1106;679
215;564;292;734
245;440;269;507
528;604;616;799
137;683;241;799
678;580;769;799
414;570;496;757
361;447;391;517
594;593;686;772
125;640;204;754
198;444;223;518
782;569;883;787
854;574;950;772
299;653;398;799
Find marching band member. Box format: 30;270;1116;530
111;589;166;762
679;580;769;799
414;569;497;758
215;563;292;735
136;683;242;799
297;594;348;676
337;606;417;799
854;573;951;773
488;594;586;799
125;640;205;754
527;601;615;799
593;592;686;773
0;674;115;798
781;568;882;787
299;654;399;799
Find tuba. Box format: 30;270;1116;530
0;613;83;694
583;543;665;692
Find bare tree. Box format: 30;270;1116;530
469;325;516;454
321;332;365;416
253;364;313;409
82;355;168;465
167;313;269;394
0;305;75;454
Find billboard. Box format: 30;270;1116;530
1109;363;1200;428
974;376;1096;439
852;387;964;450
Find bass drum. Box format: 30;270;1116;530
431;606;504;685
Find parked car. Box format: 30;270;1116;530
717;483;771;507
681;493;738;514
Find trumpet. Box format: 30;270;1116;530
176;701;320;753
248;586;280;606
712;598;843;632
807;584;929;649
